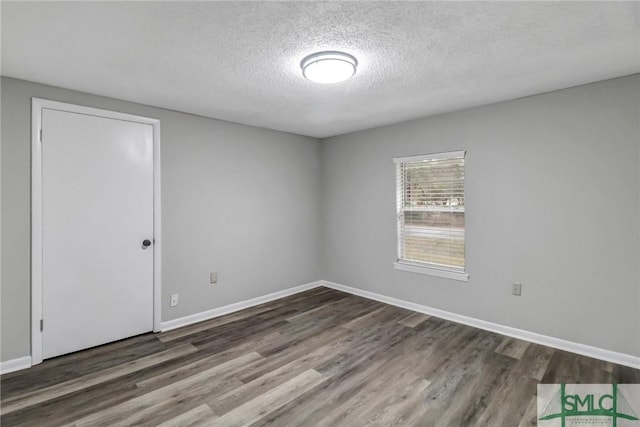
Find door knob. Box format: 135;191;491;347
142;239;152;249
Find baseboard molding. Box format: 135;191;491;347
320;280;640;369
7;279;637;374
160;281;323;332
0;356;32;375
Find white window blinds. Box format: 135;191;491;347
395;151;466;273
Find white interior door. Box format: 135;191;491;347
41;108;154;359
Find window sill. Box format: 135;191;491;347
393;262;469;282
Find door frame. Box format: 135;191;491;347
31;98;162;365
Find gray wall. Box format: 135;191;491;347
1;77;322;361
321;74;640;357
2;74;638;363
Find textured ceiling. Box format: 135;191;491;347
2;1;639;138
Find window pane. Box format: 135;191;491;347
397;152;465;272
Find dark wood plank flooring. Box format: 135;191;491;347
1;287;638;426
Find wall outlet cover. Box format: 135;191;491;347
512;283;522;296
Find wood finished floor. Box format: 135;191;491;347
1;287;638;426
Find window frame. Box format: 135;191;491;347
393;150;469;282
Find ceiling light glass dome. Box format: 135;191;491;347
301;51;357;84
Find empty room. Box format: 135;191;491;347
1;1;639;426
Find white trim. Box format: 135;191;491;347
320;280;640;369
160;281;323;332
394;262;469;282
0;356;32;375
31;100;44;365
11;278;640;372
152;113;162;333
393;150;466;163
30;98;162;365
31;98;162;126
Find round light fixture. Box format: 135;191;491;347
301;51;357;84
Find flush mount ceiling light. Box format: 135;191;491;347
301;51;358;84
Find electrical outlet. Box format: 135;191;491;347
512;283;522;296
210;272;218;284
170;294;179;307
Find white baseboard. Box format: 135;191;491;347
7;279;637;374
0;356;32;375
320;280;640;370
160;281;323;332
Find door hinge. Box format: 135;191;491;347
39;129;43;142
40;319;44;331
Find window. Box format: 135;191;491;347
394;150;468;281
